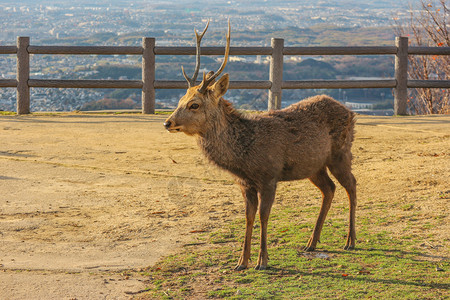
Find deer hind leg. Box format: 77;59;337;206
235;184;258;271
255;181;277;270
304;168;336;252
328;152;357;250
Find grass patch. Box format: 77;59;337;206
0;111;16;115
401;204;415;211
155;110;174;115
138;206;449;299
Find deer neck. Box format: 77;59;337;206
197;99;253;174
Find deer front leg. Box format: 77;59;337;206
235;185;258;271
255;181;277;270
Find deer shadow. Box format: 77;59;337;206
262;247;449;291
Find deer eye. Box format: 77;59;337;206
189;103;200;110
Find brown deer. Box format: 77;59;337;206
164;21;357;270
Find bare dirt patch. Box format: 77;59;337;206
1;113;449;299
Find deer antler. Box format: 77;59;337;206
181;20;210;88
198;20;231;94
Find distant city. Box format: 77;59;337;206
0;0;413;113
0;0;410;43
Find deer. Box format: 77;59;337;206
164;21;357;270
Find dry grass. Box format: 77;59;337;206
0;113;448;299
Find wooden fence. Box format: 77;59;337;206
0;36;449;115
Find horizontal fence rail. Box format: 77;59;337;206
28;45;144;55
0;36;449;115
408;80;450;88
0;79;16;87
28;79;144;89
281;80;398;89
0;46;17;54
283;46;398;55
155;46;273;56
408;47;450;55
154;80;272;90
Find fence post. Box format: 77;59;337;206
268;38;284;110
17;37;30;114
394;36;408;115
142;37;155;114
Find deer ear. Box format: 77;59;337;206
212;74;229;99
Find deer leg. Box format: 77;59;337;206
255;181;277;270
235;185;258;271
344;182;357;250
329;154;357;250
304;168;336;251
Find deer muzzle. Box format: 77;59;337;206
163;120;181;133
163;120;172;130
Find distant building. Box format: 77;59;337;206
345;102;374;109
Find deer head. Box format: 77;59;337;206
164;20;231;136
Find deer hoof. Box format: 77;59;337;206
234;265;247;271
303;246;316;252
255;265;267;271
344;245;355;250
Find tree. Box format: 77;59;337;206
395;0;449;114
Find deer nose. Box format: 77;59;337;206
163;121;172;130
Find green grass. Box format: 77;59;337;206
139;205;449;299
0;111;16;115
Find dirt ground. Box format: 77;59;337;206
0;113;449;299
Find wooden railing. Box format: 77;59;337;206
1;36;449;115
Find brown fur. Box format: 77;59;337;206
164;74;357;270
